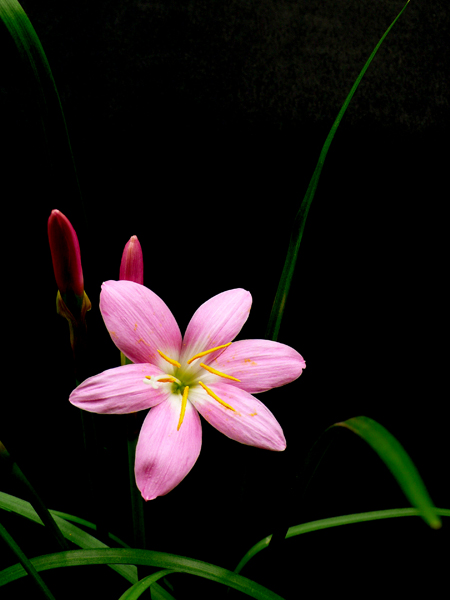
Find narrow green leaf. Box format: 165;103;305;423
0;548;285;600
0;520;56;600
50;510;130;548
266;0;411;341
0;492;137;584
331;416;442;529
234;507;450;575
118;569;175;600
0;441;69;551
0;492;174;599
0;0;83;208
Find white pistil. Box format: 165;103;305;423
143;375;178;388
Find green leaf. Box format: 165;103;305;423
234;507;450;575
0;547;285;600
0;520;56;600
50;510;130;548
0;0;83;207
0;441;69;551
0;492;137;584
117;569;175;600
266;0;411;341
0;492;175;599
331;416;442;529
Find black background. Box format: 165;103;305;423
1;0;449;598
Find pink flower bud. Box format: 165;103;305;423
119;235;144;284
48;210;84;297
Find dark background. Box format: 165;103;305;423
1;0;449;598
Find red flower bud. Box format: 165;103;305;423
48;209;84;297
119;235;144;284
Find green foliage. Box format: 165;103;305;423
266;0;411;340
331;416;442;529
0;493;282;599
234;507;450;575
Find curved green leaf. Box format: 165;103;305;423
234;507;450;574
0;492;137;584
331;416;442;529
0;492;175;599
0;547;284;600
118;569;175;600
0;442;69;551
0;520;56;600
49;509;130;548
266;0;411;340
0;0;83;208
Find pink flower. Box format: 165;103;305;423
69;281;306;500
119;236;144;284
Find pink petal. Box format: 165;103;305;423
100;280;182;368
188;382;286;451
211;339;306;393
135;396;202;500
69;363;170;414
180;289;252;364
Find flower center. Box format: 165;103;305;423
147;343;240;430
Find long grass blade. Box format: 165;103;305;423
267;412;441;553
331;416;442;529
0;547;285;600
266;0;411;341
0;0;83;207
234;507;450;575
0;520;56;600
0;441;69;551
118;569;175;600
0;491;137;584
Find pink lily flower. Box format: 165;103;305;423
69;281;306;500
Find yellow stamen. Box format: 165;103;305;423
157;377;177;383
157;349;181;368
177;386;189;431
200;363;240;382
187;342;232;364
198;381;236;412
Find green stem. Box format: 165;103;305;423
126;413;146;550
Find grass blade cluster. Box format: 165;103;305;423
0;492;282;599
0;547;285;600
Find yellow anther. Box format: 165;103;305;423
187;342;232;364
177;386;189;431
157;377;176;383
198;381;236;412
199;363;240;382
157;349;181;368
